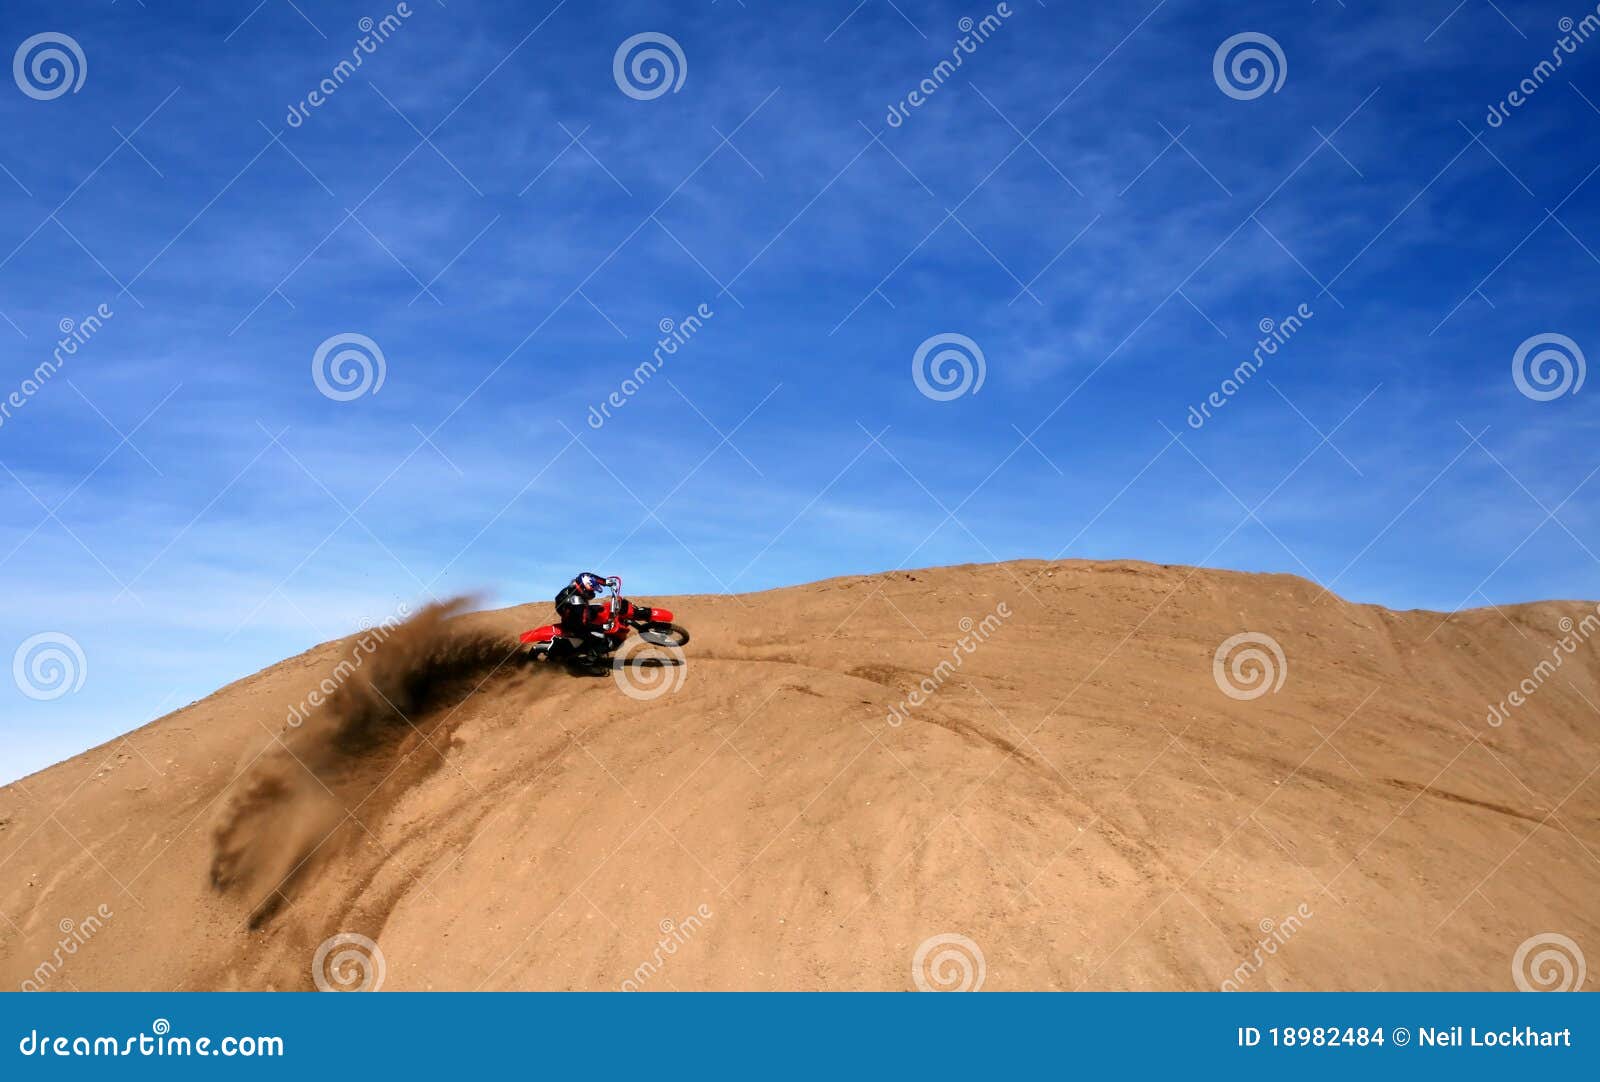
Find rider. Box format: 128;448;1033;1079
555;571;616;664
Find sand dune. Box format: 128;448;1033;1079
2;560;1596;991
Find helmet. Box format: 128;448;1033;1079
573;572;606;597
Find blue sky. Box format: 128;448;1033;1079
1;0;1597;781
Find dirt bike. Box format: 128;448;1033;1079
518;577;689;671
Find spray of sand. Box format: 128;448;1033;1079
209;598;516;927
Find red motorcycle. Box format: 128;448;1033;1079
518;577;689;669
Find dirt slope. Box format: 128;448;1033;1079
2;560;1596;991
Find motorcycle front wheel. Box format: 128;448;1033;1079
638;622;690;647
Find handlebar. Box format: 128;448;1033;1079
603;577;636;626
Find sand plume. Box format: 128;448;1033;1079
207;597;515;927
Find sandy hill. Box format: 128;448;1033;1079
1;559;1596;991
